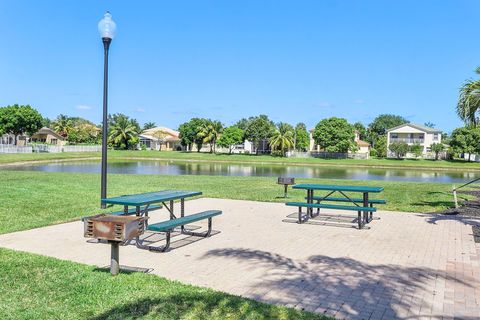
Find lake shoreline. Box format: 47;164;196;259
1;155;480;173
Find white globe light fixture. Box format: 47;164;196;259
98;11;117;40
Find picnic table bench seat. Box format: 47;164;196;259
286;201;375;228
142;210;222;252
286;202;376;212
307;196;386;206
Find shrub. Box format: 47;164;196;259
389;141;409;159
409;144;423;158
270;150;284;157
370;149;377;157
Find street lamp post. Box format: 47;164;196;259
98;12;116;208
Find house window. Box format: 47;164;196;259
51;139;58;145
433;133;438;141
390;133;398;139
419;134;424;139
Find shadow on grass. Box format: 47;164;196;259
200;248;475;319
89;290;324;320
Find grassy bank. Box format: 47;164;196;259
1;150;479;171
0;170;469;235
0;248;325;320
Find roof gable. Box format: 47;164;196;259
387;123;442;134
34;127;66;140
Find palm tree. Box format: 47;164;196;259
269;127;294;156
457;67;480;127
108;115;139;150
53;114;73;137
197;120;223;153
143;122;156;130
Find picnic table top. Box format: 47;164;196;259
293;184;384;193
101;190;202;206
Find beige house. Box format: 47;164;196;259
354;131;370;154
139;127;182;151
386;123;442;158
30;127;67;145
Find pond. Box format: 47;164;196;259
2;160;479;183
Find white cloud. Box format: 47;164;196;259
75;105;92;110
136;107;145;113
315;101;332;108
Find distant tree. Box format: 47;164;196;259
108;114;139;150
68;123;100;144
457;67;480;127
42;117;53;128
373;135;388;158
217;126;244;154
0;104;43;144
409;143;423;158
441;132;450;144
269;123;294;156
449;126;480;161
243;115;276;154
313;117;356;153
153;130;167;151
367;114;408;144
294;123;310;151
178;118;210;152
424;122;435;128
143;122;156;130
234;118;250;131
197;120;223;153
389;141;409;159
353;122;367;140
53;114;74;137
277;122;294;134
178;122;195;151
430;143;445;160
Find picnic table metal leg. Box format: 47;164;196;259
357;211;362;229
363;192;369;225
307;190;313;218
169;200;174;220
180;198;185;233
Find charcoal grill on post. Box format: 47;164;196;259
278;177;295;198
84;214;146;275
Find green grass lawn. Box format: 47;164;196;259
0;170;471;235
0;248;326;320
1;149;480;171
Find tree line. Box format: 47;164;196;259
0;105;152;149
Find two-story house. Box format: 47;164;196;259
386;123;442;158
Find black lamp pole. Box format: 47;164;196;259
101;37;111;208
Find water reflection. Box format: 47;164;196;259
2;160;479;183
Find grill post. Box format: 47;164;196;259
110;241;120;275
277;177;295;198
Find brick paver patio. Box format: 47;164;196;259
0;198;479;319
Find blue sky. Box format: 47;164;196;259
0;1;478;133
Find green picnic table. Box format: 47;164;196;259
101;190;221;251
286;184;385;229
